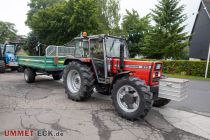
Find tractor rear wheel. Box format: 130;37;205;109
63;61;95;101
24;68;35;83
111;76;152;120
0;60;5;73
153;98;171;107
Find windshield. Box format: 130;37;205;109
105;37;129;58
5;45;15;54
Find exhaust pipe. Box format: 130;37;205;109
120;42;124;70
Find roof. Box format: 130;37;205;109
189;0;210;59
203;0;210;14
191;0;210;35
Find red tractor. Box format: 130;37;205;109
63;33;171;120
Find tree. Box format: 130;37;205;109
0;21;17;43
23;32;39;55
122;9;151;57
142;0;189;59
97;0;121;34
26;0;121;46
26;0;65;25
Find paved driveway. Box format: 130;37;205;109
0;72;209;140
168;79;210;115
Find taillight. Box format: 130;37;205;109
152;72;161;82
153;72;160;78
153;73;156;78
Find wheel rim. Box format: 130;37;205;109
24;72;29;81
67;70;81;94
117;85;140;113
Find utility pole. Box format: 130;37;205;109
205;44;210;78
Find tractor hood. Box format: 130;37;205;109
110;59;163;86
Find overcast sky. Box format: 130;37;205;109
0;0;201;35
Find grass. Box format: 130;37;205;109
165;74;210;81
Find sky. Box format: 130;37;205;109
0;0;201;35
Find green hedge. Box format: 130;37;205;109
133;59;210;78
162;60;210;78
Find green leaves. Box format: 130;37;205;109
0;21;17;43
143;0;189;59
122;9;151;57
162;60;210;77
25;0;189;59
26;0;121;46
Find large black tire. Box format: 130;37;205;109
0;60;5;73
111;76;152;120
52;74;61;80
153;98;171;107
24;68;35;83
63;61;95;101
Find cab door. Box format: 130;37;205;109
90;38;107;83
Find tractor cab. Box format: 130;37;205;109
0;42;20;73
66;34;128;80
4;44;17;64
66;34;162;87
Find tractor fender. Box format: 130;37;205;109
64;57;91;65
112;71;131;86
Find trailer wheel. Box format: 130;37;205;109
0;60;5;73
52;74;61;80
153;98;171;107
24;68;35;83
111;76;152;120
63;61;95;101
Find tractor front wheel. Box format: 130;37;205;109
111;76;152;120
24;68;35;83
63;61;95;101
0;60;5;73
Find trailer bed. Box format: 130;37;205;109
17;56;65;71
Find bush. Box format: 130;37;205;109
162;60;210;78
132;59;210;78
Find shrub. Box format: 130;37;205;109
162;60;210;77
133;59;210;77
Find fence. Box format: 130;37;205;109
45;45;75;57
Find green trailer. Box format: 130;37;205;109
17;46;74;83
17;55;65;83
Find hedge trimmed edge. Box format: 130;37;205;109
133;59;210;78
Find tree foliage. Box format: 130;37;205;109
25;0;189;59
142;0;189;59
26;0;120;46
98;0;120;32
122;9;151;57
23;32;39;55
0;21;17;43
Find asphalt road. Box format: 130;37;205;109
0;72;209;140
167;79;210;115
